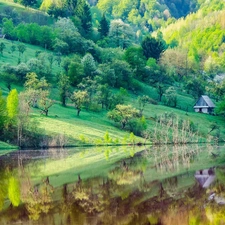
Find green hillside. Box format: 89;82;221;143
0;0;225;148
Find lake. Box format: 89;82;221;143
0;144;225;225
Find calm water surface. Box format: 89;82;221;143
0;144;225;225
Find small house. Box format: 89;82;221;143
194;95;215;114
195;168;215;188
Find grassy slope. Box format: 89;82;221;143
32;103;144;145
0;37;225;146
0;10;224;147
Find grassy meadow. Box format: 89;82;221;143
0;37;225;148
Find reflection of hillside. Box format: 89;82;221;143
151;144;201;173
0;145;225;224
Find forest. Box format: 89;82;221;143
0;0;225;148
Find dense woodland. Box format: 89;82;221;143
0;0;225;147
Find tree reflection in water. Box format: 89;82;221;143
0;145;225;224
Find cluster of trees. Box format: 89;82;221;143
1;0;225;146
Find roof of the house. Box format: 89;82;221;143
195;169;216;188
194;95;215;108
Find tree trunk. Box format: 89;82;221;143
77;108;81;116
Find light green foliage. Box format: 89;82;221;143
39;90;54;116
124;46;146;79
97;0;116;13
95;84;112;109
81;53;96;77
24;73;53;116
159;49;188;81
104;131;112;144
7;89;19;121
2;18;15;39
69;61;84;86
17;43;26;57
40;0;63;11
58;74;70;107
137;95;151;115
164;86;177;107
8;176;20;207
107;104;140;129
108;19;135;49
26;57;51;79
70;90;89;116
55;17;78;34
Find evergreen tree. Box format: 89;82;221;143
141;36;166;60
19;0;37;7
75;0;92;35
81;3;92;34
98;14;109;37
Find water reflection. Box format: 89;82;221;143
0;144;225;224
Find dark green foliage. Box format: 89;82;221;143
2;63;29;84
0;73;18;91
98;14;109;37
0;43;6;55
141;36;166;60
19;0;37;7
164;0;197;18
0;91;6;136
81;3;93;34
110;60;133;89
128;116;147;136
185;77;205;98
74;0;92;35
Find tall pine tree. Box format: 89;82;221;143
74;0;92;35
98;14;109;37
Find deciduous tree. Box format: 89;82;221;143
70;90;89;116
7;89;19;122
108;19;135;49
107;104;140;129
58;74;70;107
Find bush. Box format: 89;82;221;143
128;116;147;136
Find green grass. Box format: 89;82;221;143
0;20;223;147
0;38;62;73
32;103;144;145
0;141;18;150
28;94;225;147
